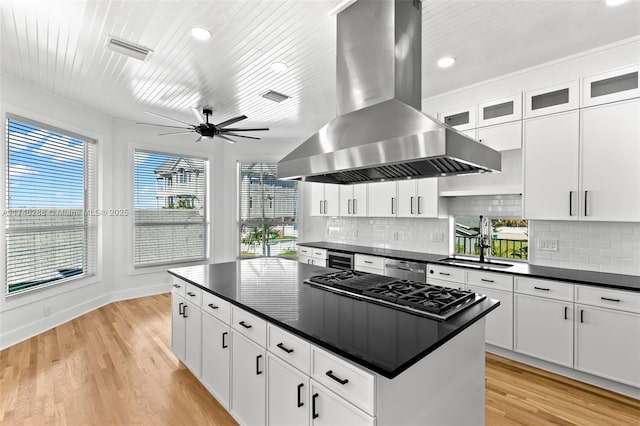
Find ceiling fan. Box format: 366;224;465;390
136;108;269;143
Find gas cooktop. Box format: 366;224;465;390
307;271;485;321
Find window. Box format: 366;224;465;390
134;150;207;267
5;115;96;295
454;216;528;261
239;162;298;258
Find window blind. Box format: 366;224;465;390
239;162;298;258
5;115;97;295
134;150;207;267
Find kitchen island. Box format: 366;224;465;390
169;257;499;426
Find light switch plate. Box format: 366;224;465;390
538;239;558;251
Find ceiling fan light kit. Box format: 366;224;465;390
136;108;269;143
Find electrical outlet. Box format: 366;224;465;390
538;239;558;251
393;231;399;240
430;232;444;242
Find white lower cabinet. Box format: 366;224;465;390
231;331;266;426
171;293;187;362
201;312;230;409
514;294;573;367
171;291;201;377
467;285;513;350
575;304;640;387
267;353;310;426
310;381;375;426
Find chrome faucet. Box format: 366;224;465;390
478;215;491;263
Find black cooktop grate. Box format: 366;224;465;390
396;286;476;315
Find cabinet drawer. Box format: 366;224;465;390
184;283;203;306
354;254;385;270
575;285;640;314
515;278;573;302
311;346;375;416
298;246;312;256
427;264;465;284
427;277;464;290
171;276;187;297
202;292;231;324
582;64;640;107
467;271;513;292
312;248;328;260
354;265;385;275
268;324;311;375
232;306;267;347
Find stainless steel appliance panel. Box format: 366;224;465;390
384;259;426;283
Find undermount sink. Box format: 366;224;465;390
438;257;514;269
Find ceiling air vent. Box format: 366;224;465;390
106;36;153;61
261;90;291;103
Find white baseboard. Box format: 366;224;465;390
110;283;170;302
487;345;640;399
0;293;111;350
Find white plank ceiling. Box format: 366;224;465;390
1;0;639;142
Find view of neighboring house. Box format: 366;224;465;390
154;158;205;211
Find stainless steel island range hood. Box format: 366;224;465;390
277;0;501;184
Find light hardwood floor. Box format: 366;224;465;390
1;293;638;425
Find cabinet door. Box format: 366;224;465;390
477;121;522;151
171;293;186;362
298;255;314;265
231;332;266;426
267;354;310;426
396;180;416;217
201;313;230;409
523;111;580;220
338;186;352;216
310;382;375;426
367;181;397;217
309;183;325;216
183;301;202;377
582;65;640;107
324;184;340;216
581;99;640;221
575;305;640;387
478;94;522;127
439;106;476;131
467;286;513;350
415;178;439;218
351;184;367;217
514;295;573;367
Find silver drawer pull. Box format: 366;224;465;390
601;296;621;302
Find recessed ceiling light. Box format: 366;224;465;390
605;0;630;6
271;62;289;73
437;57;456;68
191;27;211;41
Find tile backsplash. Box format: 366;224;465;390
529;221;640;276
324;217;450;254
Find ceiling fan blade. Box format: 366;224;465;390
158;131;196;136
145;111;194;127
216;115;248;128
190;107;206;124
221;127;269;132
136;122;193;130
223;132;261;140
216;134;236;144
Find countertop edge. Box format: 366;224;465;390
167;268;500;379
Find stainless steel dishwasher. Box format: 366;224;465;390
384;259;427;283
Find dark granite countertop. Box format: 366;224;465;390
299;241;640;292
168;257;499;379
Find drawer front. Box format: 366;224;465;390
467;271;513;292
354;265;385;275
171;276;187;297
427;264;465;284
232;306;267;347
311;347;375;416
184;283;203;306
515;277;573;302
268;324;311;375
202;291;231;324
354;254;385;270
427;277;464;290
312;248;328;260
298;246;312;256
575;285;640;314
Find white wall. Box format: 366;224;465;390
0;73;300;349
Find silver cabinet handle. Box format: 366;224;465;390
569;191;575;216
391;197;395;215
348;199;352;215
410;196;415;215
319;200;323;215
417;196;423;215
324;200;328;215
353;199;357;214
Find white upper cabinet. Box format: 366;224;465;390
397;179;439;218
523;110;580;220
581;64;640;107
309;183;340;217
580;98;640;221
367;181;398;217
439;105;477;131
524;81;579;118
339;185;367;217
476;121;522;151
478;94;522;127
